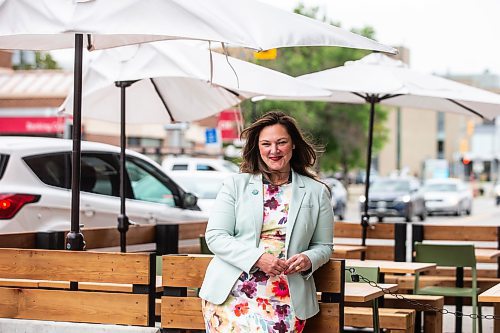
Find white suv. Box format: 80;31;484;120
0;137;207;233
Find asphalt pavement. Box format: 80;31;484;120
343;184;500;225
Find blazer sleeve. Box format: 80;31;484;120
301;184;334;279
205;176;265;274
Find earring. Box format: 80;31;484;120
292;145;296;149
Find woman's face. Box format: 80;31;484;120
258;124;293;173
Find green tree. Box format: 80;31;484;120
242;4;388;184
13;51;59;70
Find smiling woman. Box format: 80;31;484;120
199;111;334;332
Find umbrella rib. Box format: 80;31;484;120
379;93;403;101
446;99;484;119
149;78;176;122
352;92;369;101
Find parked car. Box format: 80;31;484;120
162;156;239;173
0;136;207;234
423;178;473;216
167;171;229;213
322;178;347;220
359;177;426;222
495;182;500;206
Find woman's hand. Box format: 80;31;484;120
284;254;312;275
254;253;288;277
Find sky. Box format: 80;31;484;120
51;0;500;77
259;0;500;76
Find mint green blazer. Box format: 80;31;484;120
199;170;334;320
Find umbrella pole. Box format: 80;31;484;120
66;33;85;252
116;81;136;253
361;96;378;249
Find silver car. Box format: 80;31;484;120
322;178;347;220
423;178;473;216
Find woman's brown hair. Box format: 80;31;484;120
240;111;320;181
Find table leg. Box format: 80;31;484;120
373;299;380;333
495;303;500;333
455;267;464;333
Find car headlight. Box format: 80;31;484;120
495;186;500;196
396;195;411;203
359;195;366;203
447;197;459;205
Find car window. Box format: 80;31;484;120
371;179;410;192
126;157;176;206
0;154;9;180
196;164;217;171
82;154;120;196
172;164;188;171
24;153;71;189
424;183;457;192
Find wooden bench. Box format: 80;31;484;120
384;294;444;333
160;254;345;332
0;221;208;254
344;307;415;333
0;248;156;326
334;221;407;261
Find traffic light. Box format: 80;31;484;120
462;157;471;165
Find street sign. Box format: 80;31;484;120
205;128;218;144
254;48;277;60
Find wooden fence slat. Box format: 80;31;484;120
334;222;396;240
313;260;343;293
304;303;340;333
83;225;156;249
0;248;150;284
178;221;208;240
0;232;36;248
365;245;396;261
423;225;497;242
0;288;148;325
161;297;205;329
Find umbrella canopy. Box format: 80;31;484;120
299;53;500;119
0;0;396;53
59;41;331;251
0;0;396;251
298;53;500;246
60;41;331;123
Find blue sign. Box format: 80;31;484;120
205;128;218;144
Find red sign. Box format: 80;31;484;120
0;116;66;134
217;109;242;142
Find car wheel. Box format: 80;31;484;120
465;207;472;215
336;203;345;221
418;209;427;221
377;216;384;222
455;204;462;217
405;206;413;222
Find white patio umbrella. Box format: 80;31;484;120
60;41;331;251
298;53;500;246
0;0;396;251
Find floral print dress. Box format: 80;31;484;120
202;181;306;333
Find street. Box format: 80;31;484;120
343;184;500;226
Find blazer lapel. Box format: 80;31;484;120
285;170;306;250
248;173;263;247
